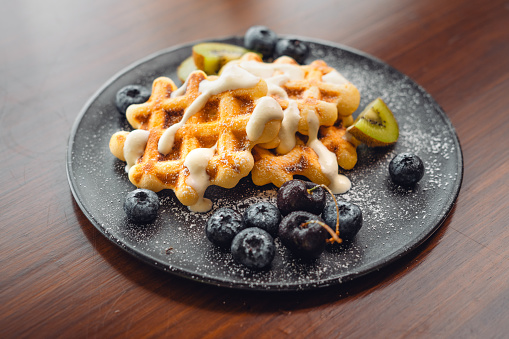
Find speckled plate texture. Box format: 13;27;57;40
67;36;463;291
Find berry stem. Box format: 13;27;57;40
300;220;342;244
318;184;341;243
305;183;342;244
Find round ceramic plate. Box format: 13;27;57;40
67;36;463;291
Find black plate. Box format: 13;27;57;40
67;36;463;291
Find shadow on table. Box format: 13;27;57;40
74;192;457;313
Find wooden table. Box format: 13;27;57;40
2;0;508;337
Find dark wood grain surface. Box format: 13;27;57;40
1;0;508;337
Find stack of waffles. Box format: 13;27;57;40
109;53;360;212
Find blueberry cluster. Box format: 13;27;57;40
206;202;280;270
205;179;364;269
244;26;309;64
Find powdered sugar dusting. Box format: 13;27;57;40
67;37;462;290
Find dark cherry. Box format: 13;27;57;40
278;211;328;259
276;179;326;216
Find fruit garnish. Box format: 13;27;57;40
177;56;198;83
389;153;425;186
279;211;330;259
115;85;150;115
231;228;275;270
276;179;326;216
192;42;251;75
347;97;399;147
274;38;309;64
123;189;160;224
244;25;278;59
243;202;281;237
205;207;246;248
322;201;363;242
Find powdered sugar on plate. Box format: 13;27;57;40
67;36;462;291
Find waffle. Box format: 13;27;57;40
251;124;357;188
234;53;360;137
109;69;282;210
235;54;359;192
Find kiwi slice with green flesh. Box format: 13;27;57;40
192;43;251;75
177;56;198;83
347;98;399;147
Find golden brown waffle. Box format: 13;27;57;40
109;70;282;209
236;54;359;190
236;53;360;135
251;124;358;188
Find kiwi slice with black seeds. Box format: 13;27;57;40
347;98;399;147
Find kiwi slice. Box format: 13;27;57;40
177;56;198;82
347;98;399;147
192;43;251;75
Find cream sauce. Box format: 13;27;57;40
161;59;353;212
276;100;300;154
184;145;217;212
123;129;150;172
162;65;275;212
307;111;351;194
158;65;260;155
322;69;349;85
171;75;190;98
265;74;290;99
231;59;351;193
246;96;284;141
237;61;305;81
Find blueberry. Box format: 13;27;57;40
243;202;281;237
123;188;160;224
206;208;246;248
115;84;151;115
231;228;275;270
244;25;278;59
389;153;425;186
322;201;362;242
277;179;326;216
274;38;309;64
279;211;328;259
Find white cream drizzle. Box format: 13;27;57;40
123;129;150;172
161;64;288;212
184;145;217;212
265;75;290;99
276;100;300;154
150;60;353;212
306;110;351;194
232;59;352;194
322;69;349;85
237;61;304;82
158;65;260;155
246;96;284;141
231;62;304;155
171;75;190;98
